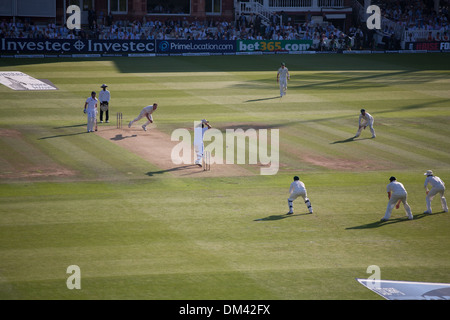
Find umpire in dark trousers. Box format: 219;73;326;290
98;84;111;123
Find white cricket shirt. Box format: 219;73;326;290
278;67;290;80
359;112;374;125
387;181;407;195
290;180;306;194
143;105;155;114
194;122;209;147
424;176;445;189
85;97;98;111
99;90;110;102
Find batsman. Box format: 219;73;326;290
194;119;211;167
83;91;98;133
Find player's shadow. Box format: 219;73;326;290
53;124;86;129
110;134;137;141
345;212;444;229
245;96;282;103
330;137;355;144
38;132;87;139
330;137;372;144
146;164;199;176
254;213;310;221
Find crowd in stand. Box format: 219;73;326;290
2;1;449;46
374;0;449;39
0;12;366;52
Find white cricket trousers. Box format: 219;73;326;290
426;187;448;213
355;120;375;138
288;192;313;213
383;192;413;220
194;143;203;164
130;111;152;126
87;109;97;132
279;78;287;97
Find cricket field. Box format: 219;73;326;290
0;53;449;300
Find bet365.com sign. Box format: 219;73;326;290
238;40;313;52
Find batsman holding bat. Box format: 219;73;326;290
194;119;211;167
84;91;98;133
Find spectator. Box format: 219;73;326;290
0;13;357;50
405;32;416;41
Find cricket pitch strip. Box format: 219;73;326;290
95;126;253;177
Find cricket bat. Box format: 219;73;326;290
95;118;98;131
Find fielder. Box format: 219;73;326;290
423;170;448;214
83;91;98;133
277;62;290;97
98;84;110;123
381;176;413;221
128;103;158;131
287;176;313;215
194;119;211;167
354;109;376;138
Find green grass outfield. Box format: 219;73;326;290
0;53;449;300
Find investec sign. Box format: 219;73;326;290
1;38;156;54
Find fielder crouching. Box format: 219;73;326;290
287;176;313;215
354;108;376;139
381;176;413;222
423;170;448;214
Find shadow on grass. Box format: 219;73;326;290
330;137;355;144
212;98;449;134
146;164;199;176
254;212;311;221
53;124;86;129
346;212;445;229
39;124;95;139
38;131;88;139
291;70;415;91
245;96;281;103
330;137;373;144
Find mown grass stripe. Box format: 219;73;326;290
302;121;449;168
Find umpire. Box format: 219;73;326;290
99;84;111;123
